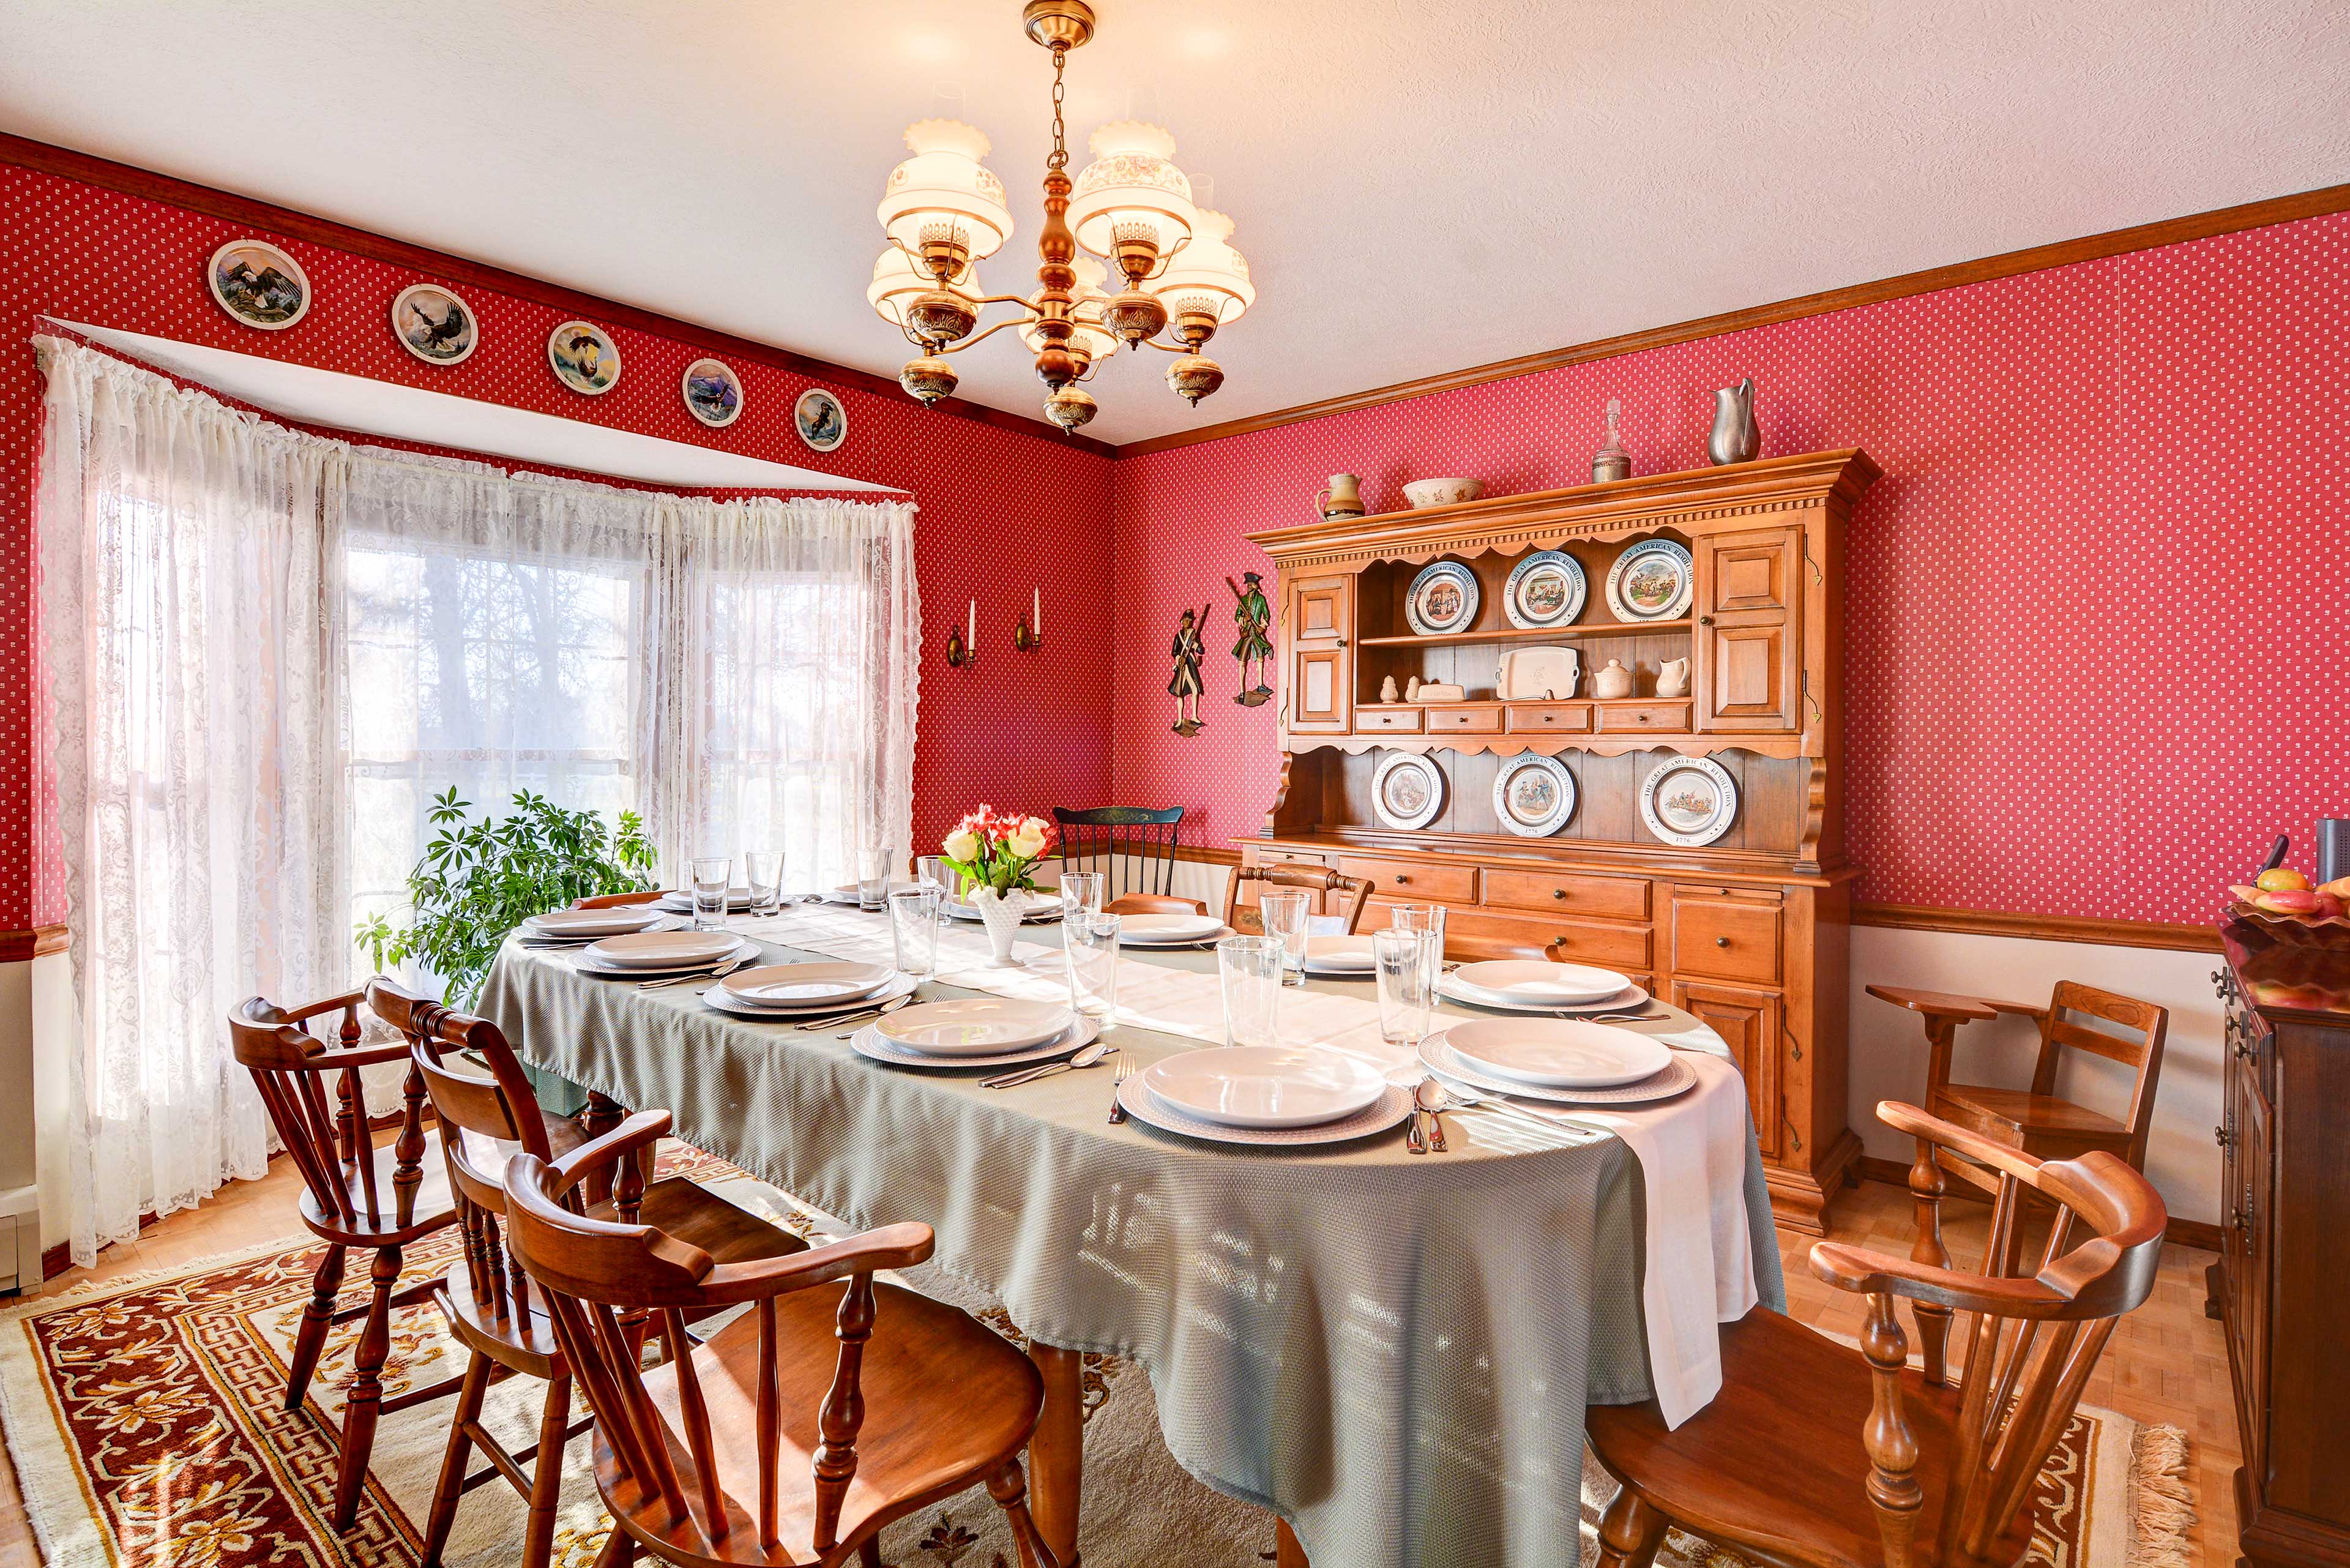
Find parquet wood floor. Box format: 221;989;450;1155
0;1163;2239;1566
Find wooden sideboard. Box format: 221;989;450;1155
1242;451;1879;1233
2210;922;2350;1568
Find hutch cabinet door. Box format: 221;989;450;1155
1286;573;1352;732
1696;528;1802;733
1292;574;1351;643
1671;979;1785;1162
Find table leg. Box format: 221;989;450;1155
582;1091;625;1208
1028;1343;1083;1568
1275;1520;1310;1568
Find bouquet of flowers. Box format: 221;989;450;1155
939;806;1058;898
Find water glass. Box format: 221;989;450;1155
1387;902;1449;985
689;855;733;931
888;884;941;980
744;849;785;916
917;855;953;893
1374;927;1439;1048
1258;889;1313;987
1217;935;1286;1049
1066;912;1121;1020
857;845;889;912
1059;870;1105;923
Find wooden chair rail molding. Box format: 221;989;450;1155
0;923;70;962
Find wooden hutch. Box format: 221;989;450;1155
1242;449;1879;1233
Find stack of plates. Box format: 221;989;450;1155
572;929;760;979
1116;913;1233;948
852;998;1097;1069
1300;934;1376;977
657;887;756;914
516;906;672;946
1436;960;1649;1015
941;892;1063;924
704;961;916;1021
1418;1018;1694;1107
1115;1046;1412;1146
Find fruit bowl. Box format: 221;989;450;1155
2227;886;2350;946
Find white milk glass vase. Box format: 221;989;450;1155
969;884;1024;965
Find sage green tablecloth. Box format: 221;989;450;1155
480;907;1785;1568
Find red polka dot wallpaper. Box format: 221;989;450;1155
0;160;1114;931
1111;212;2350;925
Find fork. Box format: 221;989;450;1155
640;954;752;991
1106;1053;1136;1124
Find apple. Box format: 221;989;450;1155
2257;889;2322;915
2256;867;2312;892
2316;892;2346;920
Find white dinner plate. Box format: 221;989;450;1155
1418;1032;1697;1108
942;899;1064;924
1115;913;1224;941
703;971;919;1019
876;999;1073;1057
1117;1073;1414;1146
583;930;744;969
1302;935;1376;974
658;887;756;913
1447;960;1630;1007
571;936;759;979
523;907;665;938
720;962;893;1007
852;1012;1100;1070
1140;1046;1389;1130
821;884;864;905
1442;1017;1672;1088
1438;972;1649;1015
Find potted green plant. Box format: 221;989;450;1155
356;787;655;1009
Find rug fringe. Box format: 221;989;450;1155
2124;1422;2193;1568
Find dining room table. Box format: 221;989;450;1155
477;895;1786;1568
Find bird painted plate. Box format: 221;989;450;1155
1639;755;1739;847
1493;754;1576;836
1371;752;1447;831
1405;561;1480;635
1605;540;1694;621
1504;550;1587;629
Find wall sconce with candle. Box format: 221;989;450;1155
946;597;978;668
1013;585;1043;652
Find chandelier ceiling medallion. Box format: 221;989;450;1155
870;0;1254;434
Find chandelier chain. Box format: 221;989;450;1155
1047;43;1069;170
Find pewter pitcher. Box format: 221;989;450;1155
1707;376;1760;466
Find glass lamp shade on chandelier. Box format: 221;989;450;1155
870;0;1255;433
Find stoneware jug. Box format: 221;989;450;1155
1655;655;1691;698
1315;473;1365;520
1707;377;1761;466
1592;659;1635;700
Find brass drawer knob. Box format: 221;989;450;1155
1394;875;1410;884
1553;888;1567;900
1715;936;1729;947
2215;1124;2232;1148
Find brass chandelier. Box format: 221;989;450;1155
869;0;1255;434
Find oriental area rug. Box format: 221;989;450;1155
1;1148;2190;1568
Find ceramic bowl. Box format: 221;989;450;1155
1403;477;1484;509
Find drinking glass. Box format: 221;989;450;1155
744;849;785;916
1387;902;1449;988
917;855;952;892
1258;888;1313;988
857;845;889;912
1374;927;1439;1048
689;855;733;931
1066;912;1121;1020
888;884;940;980
1059;870;1105;924
1217;935;1286;1048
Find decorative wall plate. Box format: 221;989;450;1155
1372;752;1447;831
1494;645;1580;700
1405;561;1480;635
206;239;310;330
682;357;744;427
1606;539;1694;621
548;320;621;395
1639;755;1739;846
1493;754;1576;837
390;283;476;364
1503;550;1587;628
796;387;848;451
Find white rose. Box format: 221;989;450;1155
1021;815;1049;836
1007;826;1047;859
943;829;979;862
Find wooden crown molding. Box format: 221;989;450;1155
0;922;70;962
0;132;1117;460
1117;182;2350;458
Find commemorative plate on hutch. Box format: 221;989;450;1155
1605;540;1694;621
1371;752;1447;831
1492;754;1576;837
1503;550;1587;629
1639;755;1739;847
1404;561;1480;635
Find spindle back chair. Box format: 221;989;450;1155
1052;805;1187;910
1222;862;1375;936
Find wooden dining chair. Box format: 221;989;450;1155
1053;806;1198;914
573;889;672;909
371;980;813;1568
1221;862;1374;936
500;1109;1061;1568
229;990;465;1529
1586;1100;2165;1568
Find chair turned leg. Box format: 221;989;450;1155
988;1462;1062;1568
520;1370;573;1568
591;1526;638;1568
420;1349;492;1567
1595;1488;1670;1568
286;1244;346;1412
332;1244;402;1531
858;1540;886;1568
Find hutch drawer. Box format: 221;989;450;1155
1482;867;1650;921
1599;701;1692;733
1504;702;1592;733
1422;704;1502;733
1243;846;1328;869
1669;895;1783;985
1436;906;1654;969
1338;856;1477;903
1354;707;1423;733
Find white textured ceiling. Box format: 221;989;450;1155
2;1;2343;445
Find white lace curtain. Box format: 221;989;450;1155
34;336;920;1265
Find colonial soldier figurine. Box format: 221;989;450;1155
1169;604;1209;736
1228;571;1274;705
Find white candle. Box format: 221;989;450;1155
1032;584;1041;638
967;597;975;648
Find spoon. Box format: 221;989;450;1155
796;993;912;1031
641;953;753;990
982;1037;1112;1090
1418;1077;1581;1141
1414;1076;1450;1151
